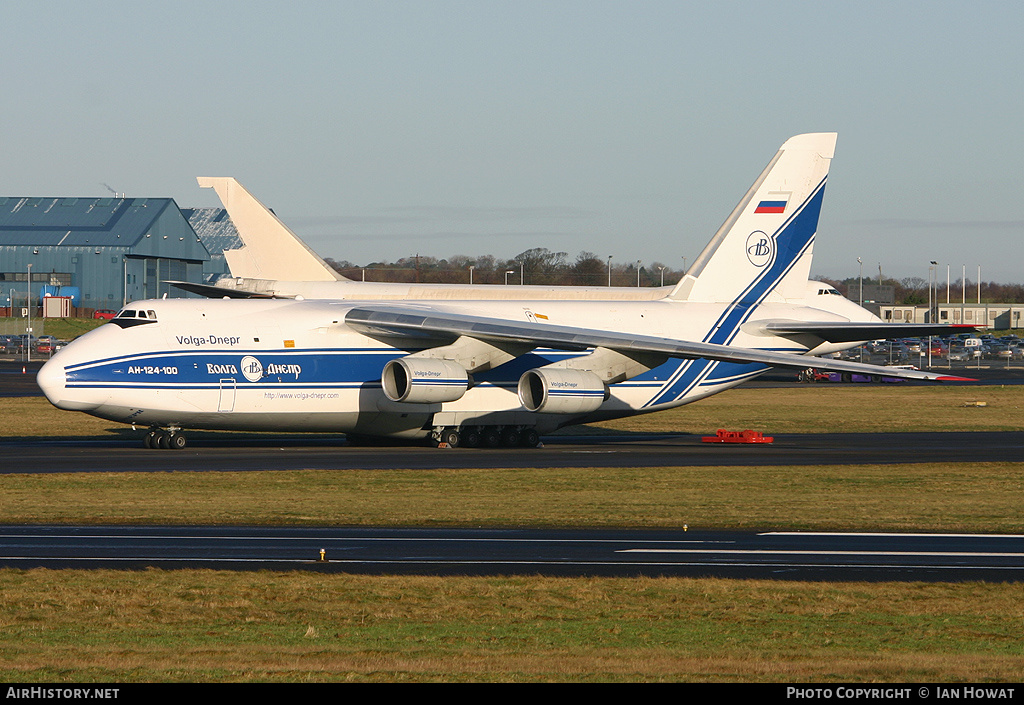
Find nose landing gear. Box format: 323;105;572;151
142;427;187;450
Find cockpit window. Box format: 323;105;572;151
110;308;157;328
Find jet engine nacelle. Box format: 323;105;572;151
518;368;608;414
382;357;469;403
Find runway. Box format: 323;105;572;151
3;429;1024;472
1;525;1021;581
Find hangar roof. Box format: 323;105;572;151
0;197;180;248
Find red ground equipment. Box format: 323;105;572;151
701;429;774;444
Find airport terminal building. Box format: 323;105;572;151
0;196;212;315
879;303;1024;330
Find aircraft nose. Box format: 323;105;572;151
36;356;68;408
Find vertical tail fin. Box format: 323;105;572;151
197;177;347;282
667;133;836;303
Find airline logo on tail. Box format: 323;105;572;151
745;230;774;268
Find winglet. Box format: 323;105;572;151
197;177;347;282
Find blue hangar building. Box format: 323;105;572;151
0;196;211;314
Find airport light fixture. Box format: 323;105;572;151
26;263;32;363
928;261;937;323
504;270;514;285
607;256;612;287
857;257;862;307
929;260;937;366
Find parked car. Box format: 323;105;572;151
985;343;1011;359
948;346;975;362
93;309;117;320
877;341;910;363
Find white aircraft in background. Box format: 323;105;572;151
38;133;974;449
175;176;701;304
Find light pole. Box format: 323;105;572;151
504;270;514;285
928;261;937;367
928;261;937;322
468;265;474;285
658;266;665;287
636;260;642;287
962;264;966;325
26;263;32;363
857;257;863;307
607;256;612;287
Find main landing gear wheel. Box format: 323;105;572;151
520;428;541;448
437;428;461;448
461;428;482;448
435;425;541;449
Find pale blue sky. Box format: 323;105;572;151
3;1;1021;283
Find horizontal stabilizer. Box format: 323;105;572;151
167;281;283;299
760;321;978;343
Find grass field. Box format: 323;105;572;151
2;383;1024;682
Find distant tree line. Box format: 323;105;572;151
325;248;685;287
325;250;1024;303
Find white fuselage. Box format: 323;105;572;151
37;291;876;439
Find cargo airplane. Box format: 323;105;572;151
37;133;973;449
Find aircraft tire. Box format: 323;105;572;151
440;428;461;448
501;427;520;447
143;430;158;449
483;427;502;448
461;428;481;448
156;431;171;449
520;428;540;448
169;432;187;450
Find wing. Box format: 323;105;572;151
344;304;973;382
759;321;977;343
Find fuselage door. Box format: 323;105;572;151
218;377;236;412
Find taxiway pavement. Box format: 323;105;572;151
3;429;1024;473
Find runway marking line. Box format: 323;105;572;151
619;549;1024;558
762;531;1024;538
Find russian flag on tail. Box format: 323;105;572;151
755;192;790;214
